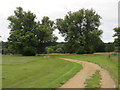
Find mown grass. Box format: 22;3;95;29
2;55;82;88
2;54;118;88
60;54;118;87
85;70;101;88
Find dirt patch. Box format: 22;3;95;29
58;58;115;88
43;56;50;58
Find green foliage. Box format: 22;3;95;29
113;27;120;52
2;41;12;54
56;9;103;54
96;43;105;52
52;42;65;53
35;16;58;54
105;42;115;52
45;47;54;54
85;70;101;88
8;7;57;56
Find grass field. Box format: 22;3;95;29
2;54;118;88
2;55;82;88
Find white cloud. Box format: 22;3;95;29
0;14;10;41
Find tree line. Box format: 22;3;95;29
1;7;120;55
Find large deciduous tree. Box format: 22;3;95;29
8;7;57;56
56;9;103;53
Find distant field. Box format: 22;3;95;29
2;55;82;88
2;54;118;88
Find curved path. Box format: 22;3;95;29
58;58;115;88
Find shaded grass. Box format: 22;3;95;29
2;55;82;88
85;70;101;88
109;53;118;63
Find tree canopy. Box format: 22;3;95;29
113;27;120;45
7;7;114;55
113;27;120;51
8;7;57;56
56;9;103;53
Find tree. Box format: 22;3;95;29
113;27;120;52
105;42;115;52
95;40;105;52
1;41;13;54
35;16;58;54
56;9;103;53
45;47;54;54
8;7;57;56
52;42;65;53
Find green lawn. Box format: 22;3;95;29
60;54;118;87
2;54;118;88
2;55;82;88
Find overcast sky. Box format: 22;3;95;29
0;0;119;42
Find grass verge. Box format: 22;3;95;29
85;70;101;88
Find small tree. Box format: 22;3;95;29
45;47;54;54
